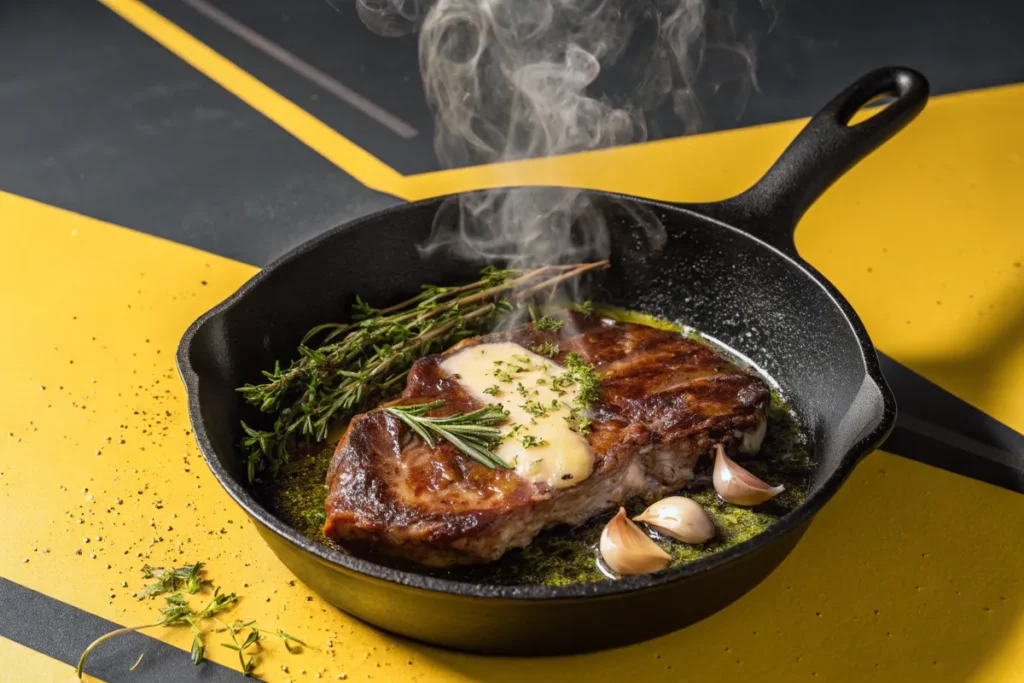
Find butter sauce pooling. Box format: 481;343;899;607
440;342;592;488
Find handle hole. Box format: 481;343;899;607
846;92;898;127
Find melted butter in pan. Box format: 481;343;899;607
440;342;592;489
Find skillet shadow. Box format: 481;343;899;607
389;452;1024;681
890;277;1024;434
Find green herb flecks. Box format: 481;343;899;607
543;351;600;435
529;341;560;357
533;315;564;332
565;407;593;436
572;300;595;315
483;385;501;396
561;352;600;406
520;399;548;418
385;400;511;469
237;261;608;482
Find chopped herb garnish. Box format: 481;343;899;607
561;352;601;406
565;407;593;436
512;354;532;364
494;369;514;383
385;400;511;469
534;316;564;332
483;385;501;396
516;382;531;397
530;342;560;357
521;400;549;418
572;300;595;315
522;435;546;448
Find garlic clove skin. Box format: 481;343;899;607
713;444;784;506
600;507;671;576
633;496;715;544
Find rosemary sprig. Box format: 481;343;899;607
385;400;511;469
237;261;607;482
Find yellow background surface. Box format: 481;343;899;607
2;1;1023;681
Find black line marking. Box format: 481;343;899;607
0;578;255;683
181;0;418;138
878;352;1024;493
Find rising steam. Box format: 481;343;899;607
356;0;758;269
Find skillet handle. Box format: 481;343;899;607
714;66;929;253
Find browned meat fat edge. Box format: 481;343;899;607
323;313;770;567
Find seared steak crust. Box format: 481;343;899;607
323;313;769;566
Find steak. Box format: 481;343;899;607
323;313;770;567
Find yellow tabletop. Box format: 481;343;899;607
2;1;1023;682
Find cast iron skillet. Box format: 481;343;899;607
178;67;928;655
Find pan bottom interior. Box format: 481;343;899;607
255;309;817;588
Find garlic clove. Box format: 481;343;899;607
713;444;784;506
633;496;715;544
600;507;671;576
738;416;767;454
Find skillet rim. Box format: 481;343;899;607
176;190;897;601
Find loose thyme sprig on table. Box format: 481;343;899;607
386;400;511;469
75;563;303;680
237;261;608;482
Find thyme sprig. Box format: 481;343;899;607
75;563;303;680
385;400;511;469
218;619;306;676
138;562;210;599
237;261;607;482
76;586;238;678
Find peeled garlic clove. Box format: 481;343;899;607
738;416;767;454
633;496;715;544
713;444;784;506
600;507;671;576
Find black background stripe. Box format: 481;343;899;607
0;0;400;267
0;578;252;682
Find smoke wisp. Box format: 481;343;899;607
356;0;760;269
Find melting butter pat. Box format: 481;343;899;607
440;342;593;489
